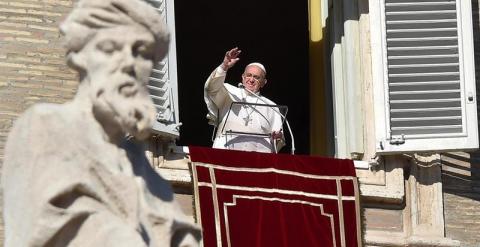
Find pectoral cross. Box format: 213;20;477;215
243;115;252;126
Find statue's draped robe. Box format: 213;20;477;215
204;67;284;153
2;103;199;246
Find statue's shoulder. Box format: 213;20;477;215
4;103;73;169
9;103;72;140
21;103;68;121
31;102;69;115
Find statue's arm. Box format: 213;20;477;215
4;146;149;246
32;161;149;246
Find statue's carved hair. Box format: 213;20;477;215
60;0;169;62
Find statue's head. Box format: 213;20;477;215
60;0;169;141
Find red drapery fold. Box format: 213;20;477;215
190;146;361;247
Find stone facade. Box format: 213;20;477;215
333;0;480;245
1;0;480;246
442;152;480;246
361;2;480;246
441;0;480;244
0;0;76;162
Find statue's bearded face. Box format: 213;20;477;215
77;24;158;140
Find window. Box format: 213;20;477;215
145;0;180;138
370;0;478;153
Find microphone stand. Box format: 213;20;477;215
238;84;296;155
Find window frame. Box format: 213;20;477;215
369;0;478;154
147;0;181;138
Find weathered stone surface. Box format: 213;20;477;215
442;152;480;246
363;207;403;232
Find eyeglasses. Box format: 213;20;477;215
242;73;264;81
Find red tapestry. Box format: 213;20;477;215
189;146;362;247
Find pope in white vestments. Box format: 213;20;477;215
204;48;285;153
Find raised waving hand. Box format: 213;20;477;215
220;47;241;71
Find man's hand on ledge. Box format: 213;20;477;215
271;130;283;140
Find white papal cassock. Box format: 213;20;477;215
204;66;284;153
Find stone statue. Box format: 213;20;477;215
1;0;200;246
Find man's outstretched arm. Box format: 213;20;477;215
204;47;241;108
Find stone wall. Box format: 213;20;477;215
0;0;76;164
441;0;480;245
442;152;480;246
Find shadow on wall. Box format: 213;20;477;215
324;0;370;157
440;0;480;202
474;1;480;193
441;152;480;201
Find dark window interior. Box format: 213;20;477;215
174;0;310;154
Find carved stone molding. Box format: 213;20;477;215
357;155;406;204
401;156;459;246
363;154;460;246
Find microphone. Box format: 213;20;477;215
238;83;246;102
238;83;296;155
